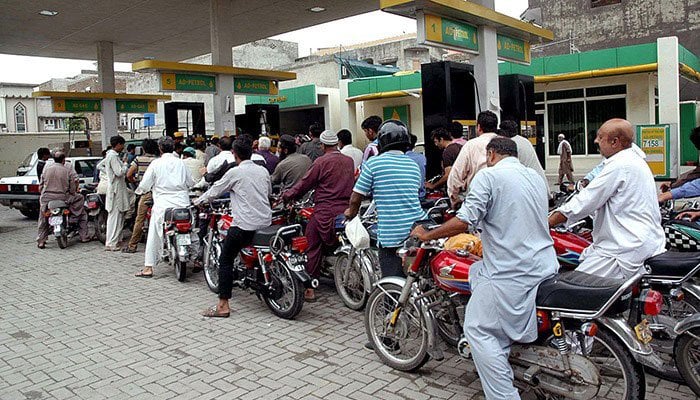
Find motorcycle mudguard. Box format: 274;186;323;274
509;345;599;400
675;313;700;335
597;317;664;370
682;282;700;303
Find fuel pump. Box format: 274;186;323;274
164;102;205;142
67;116;92;156
499;74;543;168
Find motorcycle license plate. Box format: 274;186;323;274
176;234;191;246
634;319;653;344
49;216;63;226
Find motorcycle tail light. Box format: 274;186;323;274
87;201;98;209
292;236;308;253
63;209;70;215
263;253;273;263
536;310;551;333
581;322;598;337
175;222;192;232
669;287;685;302
642;289;664;316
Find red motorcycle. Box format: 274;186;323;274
364;228;664;399
199;200;313;319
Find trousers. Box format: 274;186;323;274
304;214;338;279
37;195;89;242
378;246;404;278
106;210;125;248
126;192;152;250
218;226;255;300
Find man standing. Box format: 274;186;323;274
557;133;574;185
412;137;557;400
299;124;324;162
447;111;499;208
206;136;236;174
204;136;221;165
338;129;363;171
104;135;130;251
271;135;312;192
283;130;355;301
134;137;195;277
182;147;204;182
36;149;90;248
255;136;279;174
549;119;665;279
195;136;271;317
360;116;382;163
449;121;467;145
35;147;51;178
426;127;462;191
346;120;425;279
123;138;159;253
498;120;547;186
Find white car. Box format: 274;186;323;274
0;156;101;219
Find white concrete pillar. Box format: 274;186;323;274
339;80;360;146
657;36;680;178
97;41;117;148
472;0;500;119
210;0;236;136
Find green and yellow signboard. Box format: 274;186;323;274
637;124;671;178
161;73;216;92
383;105;411;128
52;99;101;112
235;78;278;95
422;13;478;53
497;34;531;64
117;99;157;113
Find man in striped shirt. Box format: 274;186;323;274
345;120;425;279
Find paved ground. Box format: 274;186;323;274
0;207;697;400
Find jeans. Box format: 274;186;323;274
378;246;405;279
218;226;255;300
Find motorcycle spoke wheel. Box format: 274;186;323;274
675;327;700;396
263;261;304;320
364;283;429;372
334;253;367;311
203;240;221;293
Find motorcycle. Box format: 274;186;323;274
91;191;152;245
44;200;83;249
674;312;700;396
162;206;198;282
365;228;665;399
200;200;312;319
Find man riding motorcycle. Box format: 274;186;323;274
37;149;89;248
412;137;558;400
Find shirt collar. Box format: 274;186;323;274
386;150;403;155
238;160;253;166
494;157;519;167
162;153;177;159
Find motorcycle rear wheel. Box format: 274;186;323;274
172;240;186;282
263;260;304;320
334;252;367;311
203;240;221;294
57;232;69;249
675;327;700;396
364;283;430;372
96;210;107;244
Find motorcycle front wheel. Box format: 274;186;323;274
334;252;367;311
675;327;700;396
364;282;430;372
96;210;107;244
542;328;644;400
203;239;221;294
263;260;304;320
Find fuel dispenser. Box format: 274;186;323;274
164;102;205;141
421;61;477;178
499;74;543;169
67;116;92;156
239;104;281;151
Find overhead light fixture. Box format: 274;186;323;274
308;6;326;13
38;10;59;16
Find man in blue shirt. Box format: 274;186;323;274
345;120;425;279
659;178;700;202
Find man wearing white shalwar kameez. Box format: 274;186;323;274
104;136;130;250
412;137;558;399
550;119;665;279
134;137;195;277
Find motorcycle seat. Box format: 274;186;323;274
646;251;700;277
252;225;284;247
47;200;68;209
420;199;437;209
536;271;627;312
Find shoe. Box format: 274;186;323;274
104;246;121;252
121;247;137;253
364;342;373;350
37;241;46;249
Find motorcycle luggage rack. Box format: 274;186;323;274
266;224;304;254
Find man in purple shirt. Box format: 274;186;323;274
283;130;355;301
255;136;279;174
361;115;382;164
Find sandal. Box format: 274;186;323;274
201;305;230;318
37;242;46;249
134;269;153;278
122;247;137;253
304;289;317;303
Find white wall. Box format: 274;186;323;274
4;98;38;133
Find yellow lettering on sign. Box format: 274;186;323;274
161;73;176;90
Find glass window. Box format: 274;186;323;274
547;89;584;101
548;102;586;155
74;160;97;178
586;85;626;97
534;92;544;102
586;98;627;154
14;103;27;133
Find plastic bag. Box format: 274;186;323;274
345;216;370;250
444;233;482;257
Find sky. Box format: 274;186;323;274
0;1;528;85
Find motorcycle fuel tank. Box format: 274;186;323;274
430;250;478;295
550;229;590;269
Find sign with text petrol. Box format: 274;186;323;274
52;99;101;112
161;73;216;92
117;100;157;113
637;124;671;178
234;78;278;95
419;13;478;53
497;34;531;64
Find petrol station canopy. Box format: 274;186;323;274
0;0;378;62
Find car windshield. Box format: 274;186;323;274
19;152;36;168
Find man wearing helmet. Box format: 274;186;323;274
345;120;425;279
